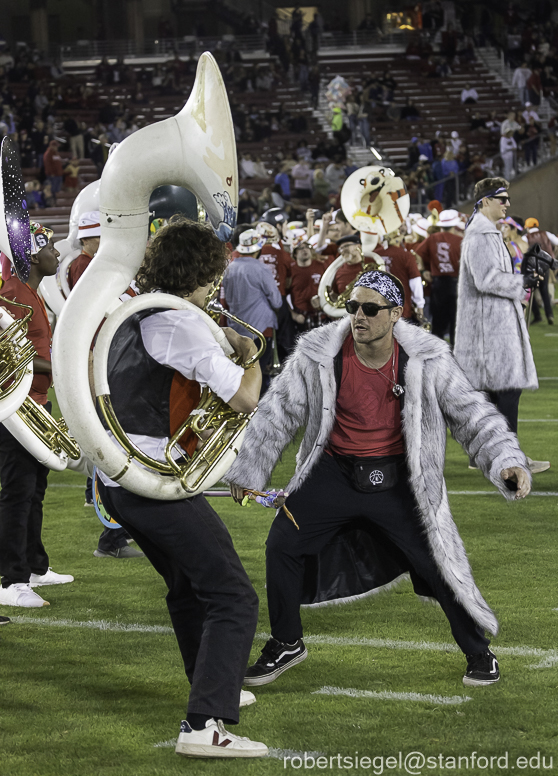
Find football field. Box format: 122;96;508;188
1;323;557;776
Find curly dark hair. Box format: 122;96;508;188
473;177;509;201
137;216;228;295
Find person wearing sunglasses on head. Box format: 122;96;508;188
454;177;549;474
227;267;532;690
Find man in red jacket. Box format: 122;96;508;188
42;140;64;200
0;223;74;608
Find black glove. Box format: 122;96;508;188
523;274;540;289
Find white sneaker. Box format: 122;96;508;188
0;583;50;607
175;718;268;758
526;457;551;474
29;568;74;587
240;689;256;708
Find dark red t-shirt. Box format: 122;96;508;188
259;243;290;295
0;277;52;405
333;262;363;295
329;337;404;457
68;251;93;290
415;232;462;277
289;260;326;312
375;245;420;319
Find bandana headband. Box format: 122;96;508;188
354;270;404;307
466;187;508;228
30;222;54;255
502;216;524;233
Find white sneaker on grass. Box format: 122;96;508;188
0;583;50;607
29;568;74;587
526;457;550;474
175;718;268;758
240;689;256;708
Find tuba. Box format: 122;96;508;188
52;52;252;500
318;165;409;318
0;137;81;470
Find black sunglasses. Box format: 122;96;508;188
490;195;510;205
345;300;396;317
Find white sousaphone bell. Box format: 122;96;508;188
52;52;248;500
318;165;410;318
0;137;81;470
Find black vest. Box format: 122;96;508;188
105;308;175;437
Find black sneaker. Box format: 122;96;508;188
244;637;307;686
0;615;10;625
463;649;500;686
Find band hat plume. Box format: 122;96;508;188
77;210;102;239
354;270;404;307
30;222;54;255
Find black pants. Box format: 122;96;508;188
487;389;521;435
430;276;458;346
531;271;554;323
0;412;50;587
98;482;259;724
266;454;489;656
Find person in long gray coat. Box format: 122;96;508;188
226;270;531;690
454;178;542;471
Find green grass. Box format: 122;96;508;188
1;323;558;776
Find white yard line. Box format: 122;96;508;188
153;739;324;759
447;491;557;496
11;621;557;670
517;419;558;422
313;686;472;705
538;376;558;380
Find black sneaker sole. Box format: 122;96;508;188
243;648;308;686
463;674;500;687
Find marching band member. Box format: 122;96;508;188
0;223;74;608
227;269;531;689
96;217;268;759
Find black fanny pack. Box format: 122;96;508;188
332;452;405;493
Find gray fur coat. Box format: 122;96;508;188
454;212;538;392
226;317;530;635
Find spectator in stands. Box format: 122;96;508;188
63;157;80;195
450;130;462;154
257;188;274;214
524;117;541;166
18;129;35;168
441;150;460;207
522;103;540;122
400;97;421;121
417;136;433;161
512;62;532;106
63;113;84;160
499;131;517;180
43;140;64;201
500;111;520;136
460;83;478;104
296;139;312;162
274;163;291;199
526;68;542;105
345;94;359;145
240;153;257;179
238;189;258;223
291;159;314;202
407;136;420;169
325;159;347;193
312;169;330;206
358;13;378;33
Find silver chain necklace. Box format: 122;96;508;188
357;348;405;398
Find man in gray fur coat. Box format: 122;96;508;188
226;270;531;689
454;177;546;472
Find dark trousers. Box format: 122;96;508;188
98;482;259;724
531;271;554;323
0;417;50;587
267;454;489;656
487;389;521;435
430;276;458;346
97;526;129;552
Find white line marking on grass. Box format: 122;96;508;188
544;333;558;337
518;419;558;422
447;491;558;496
313;686;472;705
256;634;558;670
153;739;324;759
11;616;174;634
11;619;557;668
539;377;558;380
48;483;84;488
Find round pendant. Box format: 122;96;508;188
392;384;405;398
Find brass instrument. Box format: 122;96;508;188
16;398;81;461
95;294;267;495
0;297;35;406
